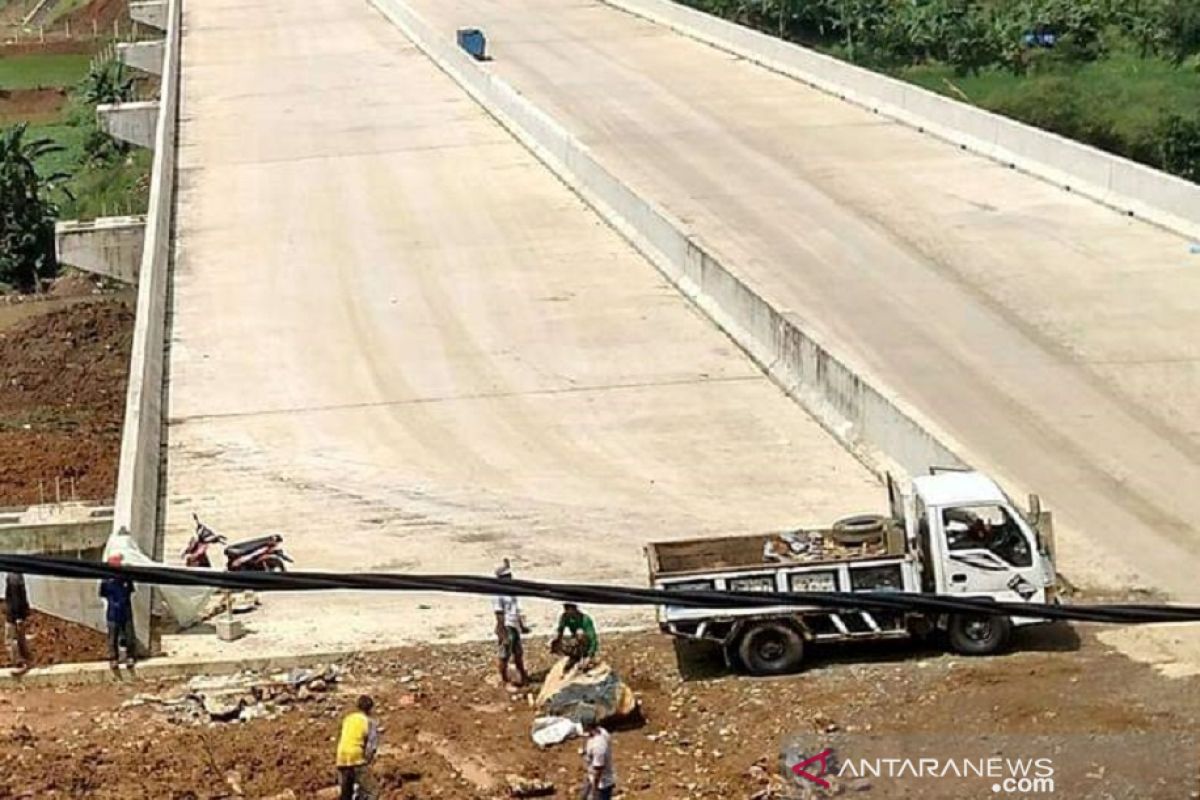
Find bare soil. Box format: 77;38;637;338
62;0;127;28
0;294;133;506
1;611;107;669
1;627;1196;799
0;86;67;123
0;39;96;57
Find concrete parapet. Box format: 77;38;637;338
375;0;972;487
129;0;166;30
117;40;165;75
55;216;146;284
111;0;182;654
97;101;160;150
603;0;1200;242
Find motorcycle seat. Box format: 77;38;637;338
225;535;281;559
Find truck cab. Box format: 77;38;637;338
905;471;1055;605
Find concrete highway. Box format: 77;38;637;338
159;0;880;657
406;0;1200;600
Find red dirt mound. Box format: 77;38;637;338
1;611;107;668
0;298;133;505
63;0;128;28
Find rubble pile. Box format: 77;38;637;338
122;664;343;725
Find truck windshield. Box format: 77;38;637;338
942;504;1032;567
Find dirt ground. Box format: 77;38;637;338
61;0;127;28
0;611;107;669
0;39;97;57
0;290;133;506
0;86;68;124
1;626;1197;799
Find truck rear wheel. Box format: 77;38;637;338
736;622;805;675
946;614;1012;656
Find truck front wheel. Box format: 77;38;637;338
946;614;1012;656
736;622;805;675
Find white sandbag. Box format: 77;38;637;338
531;715;582;747
105;527;214;628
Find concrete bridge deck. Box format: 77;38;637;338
407;0;1200;600
160;0;879;658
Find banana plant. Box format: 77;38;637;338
0;124;71;291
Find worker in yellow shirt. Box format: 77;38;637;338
336;695;380;800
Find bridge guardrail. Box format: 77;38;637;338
109;0;182;652
603;0;1200;242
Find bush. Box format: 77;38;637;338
1157;114;1200;181
989;77;1123;153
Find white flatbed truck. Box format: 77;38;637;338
646;471;1057;675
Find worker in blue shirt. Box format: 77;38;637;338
99;555;137;670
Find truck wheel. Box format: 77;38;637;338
946;614;1012;656
736;622;805;675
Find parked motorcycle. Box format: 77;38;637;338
225;533;292;573
181;513;226;568
184;514;294;572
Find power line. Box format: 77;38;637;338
3;554;1198;626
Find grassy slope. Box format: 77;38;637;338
897;52;1200;152
23;112;151;219
0;53;91;90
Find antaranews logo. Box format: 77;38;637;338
780;731;1197;799
780;735;1056;798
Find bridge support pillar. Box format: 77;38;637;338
129;0;166;31
117;40;164;75
55;216;145;284
97;101;159;150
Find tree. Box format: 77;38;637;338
1161;0;1200;63
0;125;69;291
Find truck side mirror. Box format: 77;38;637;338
1027;493;1041;522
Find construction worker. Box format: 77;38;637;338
4;572;31;675
336;694;380;800
550;602;598;671
580;709;617;800
492;558;530;688
98;555;136;669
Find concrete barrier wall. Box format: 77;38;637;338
110;0;182;651
1;520;110;556
373;0;970;483
603;0;1200;242
2;506;114;633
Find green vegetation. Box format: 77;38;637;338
0;125;69;290
0;53;91;90
0;58;151;289
684;0;1200;182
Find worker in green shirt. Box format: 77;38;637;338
551;603;599;671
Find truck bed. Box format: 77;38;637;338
647;524;907;580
